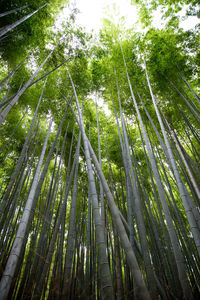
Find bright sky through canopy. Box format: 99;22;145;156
72;0;139;32
62;0;199;33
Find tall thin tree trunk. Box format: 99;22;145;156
0;5;28;18
67;70;114;300
63;131;81;295
145;61;200;254
0;55;30;87
0;3;47;38
95;98;105;230
0;81;46;218
0;117;52;299
67;98;151;300
176;64;200;105
0;37;64;125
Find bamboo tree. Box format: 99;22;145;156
101;129;124;299
63;130;81;295
120;42;196;298
0;5;28;18
145;60;200;259
162;113;200;200
95;98;105;229
34;132;81;298
0;80;46;218
121;111;158;299
111;93;136;252
0;3;47;38
176;65;200;105
167;78;200;124
67;97;151;300
0;60;70;110
0;117;52;299
0;36;64;125
0;55;30;87
67;70;115;300
0;108;28;155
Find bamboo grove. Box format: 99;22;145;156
0;1;200;299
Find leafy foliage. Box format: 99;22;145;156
0;1;199;299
